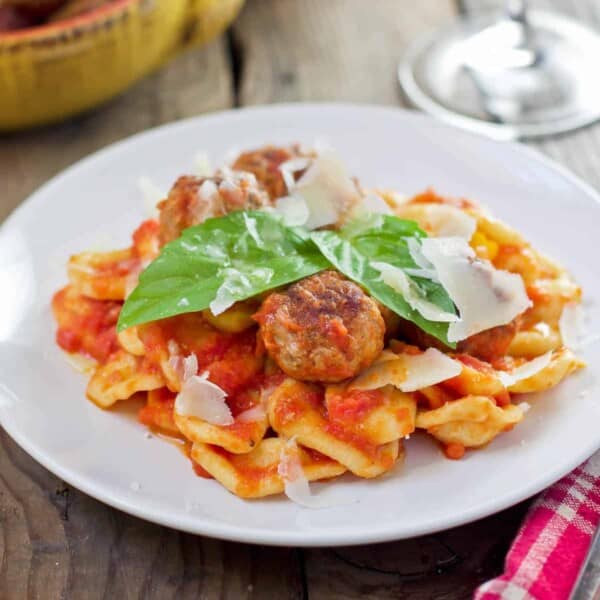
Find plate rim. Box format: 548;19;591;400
2;102;600;547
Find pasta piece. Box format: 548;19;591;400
138;388;179;434
175;407;269;454
325;385;416;444
493;245;543;284
68;248;140;301
524;276;581;328
508;326;562;358
505;348;585;394
52;285;121;363
190;438;346;499
443;355;505;397
268;379;402;478
86;350;164;408
132;219;160;262
473;213;527;247
117;326;145;356
137;313;261;393
416;396;524;448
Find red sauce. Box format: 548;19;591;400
409;188;476;210
323;421;379;461
192;462;214;479
494;390;511;407
444;443;466;460
53;287;121;363
326;388;385;424
273;385;323;427
132;219;160;259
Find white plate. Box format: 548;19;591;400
1;104;599;547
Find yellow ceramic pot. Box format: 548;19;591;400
0;0;245;130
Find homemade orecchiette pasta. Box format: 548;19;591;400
52;145;586;502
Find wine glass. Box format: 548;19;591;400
398;1;600;140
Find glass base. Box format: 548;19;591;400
399;10;600;140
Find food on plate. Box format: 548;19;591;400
52;143;585;501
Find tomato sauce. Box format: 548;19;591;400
53;287;121;363
326;388;385;424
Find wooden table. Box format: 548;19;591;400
1;1;599;598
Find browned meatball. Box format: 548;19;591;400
231;145;312;200
158;171;270;245
254;271;385;382
395;317;520;363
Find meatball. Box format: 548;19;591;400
395;317;520;363
158;171;270;245
231;144;312;200
254;271;385;382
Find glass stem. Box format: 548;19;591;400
505;0;536;53
506;0;528;24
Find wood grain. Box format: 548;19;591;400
2;0;598;598
232;0;455;106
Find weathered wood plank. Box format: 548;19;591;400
304;502;529;600
233;0;455;106
0;38;233;224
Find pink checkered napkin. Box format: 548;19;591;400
475;452;600;600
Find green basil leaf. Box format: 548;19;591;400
117;211;330;331
311;214;457;347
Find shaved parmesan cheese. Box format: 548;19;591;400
174;373;233;425
279;158;312;192
497;351;553;388
199;179;218;202
354;193;393;216
167;353;198;386
371;261;458;322
559;302;584;350
272;195;310;226
278;438;332;509
417;204;477;239
193;152;212;177
420;237;531;342
182;354;198;381
236;405;267;423
291;152;360;229
137;176;164;218
407;237;433;270
351;348;462;392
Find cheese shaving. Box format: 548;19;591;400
417;204;477;239
371;261;458;322
279;158;312;192
236;405;267;423
137;176;164;218
174;373;233;425
351;348;462;392
290;152;360;229
353;193;393;216
272;195;311;227
559;302;584;350
497;351;553;388
420;237;531;342
193;152;212;177
278;438;332;509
